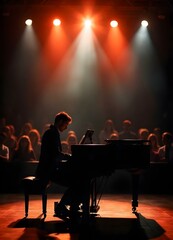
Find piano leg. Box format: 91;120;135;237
90;178;100;213
81;179;91;224
131;170;140;213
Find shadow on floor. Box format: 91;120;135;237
8;213;165;240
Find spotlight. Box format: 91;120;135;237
53;19;61;26
110;20;118;28
141;20;148;27
25;19;32;26
84;19;92;28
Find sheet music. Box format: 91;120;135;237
79;129;94;144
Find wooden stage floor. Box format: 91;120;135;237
0;193;173;240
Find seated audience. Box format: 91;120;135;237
138;128;150;140
61;140;70;154
99;119;118;143
153;127;163;147
0;132;10;192
66;133;78;154
147;133;160;162
119;119;137;139
12;135;36;162
19;122;33;137
2;125;17;160
29;128;41;161
0;132;9;162
110;132;119;140
158;131;173;163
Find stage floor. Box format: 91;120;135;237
0;193;173;240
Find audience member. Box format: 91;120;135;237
2;125;17;160
61;140;70;154
98;119;118;143
19;122;33;137
0;132;9;162
29;129;41;161
119;119;137;139
153;127;163;146
66;133;78;154
110;132;119;140
138;128;150;140
158;132;173;163
67;130;76;137
147;133;160;162
12;135;36;162
8;124;16;138
0;132;10;192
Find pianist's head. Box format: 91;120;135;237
54;111;72;132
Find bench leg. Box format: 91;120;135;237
24;193;29;217
42;193;47;217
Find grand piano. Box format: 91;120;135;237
71;138;151;221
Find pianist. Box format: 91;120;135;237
35;111;86;222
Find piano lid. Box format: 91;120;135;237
71;139;151;173
105;139;151;146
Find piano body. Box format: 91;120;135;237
71;139;151;221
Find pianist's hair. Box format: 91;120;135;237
54;111;72;124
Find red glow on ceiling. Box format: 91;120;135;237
105;26;133;79
43;26;69;70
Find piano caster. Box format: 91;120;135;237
132;207;137;213
90;205;100;213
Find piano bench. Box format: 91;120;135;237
21;176;50;218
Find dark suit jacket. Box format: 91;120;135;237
35;124;70;185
